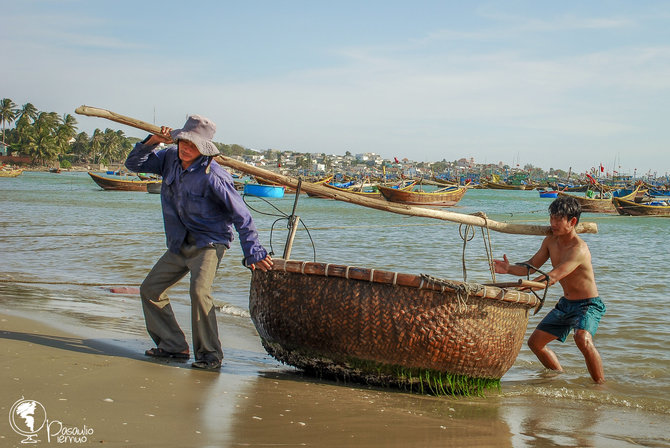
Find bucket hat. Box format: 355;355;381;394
170;115;220;156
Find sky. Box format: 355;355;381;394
2;0;670;176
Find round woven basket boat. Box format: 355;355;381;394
250;258;540;393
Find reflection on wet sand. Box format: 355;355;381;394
227;372;514;447
500;395;670;447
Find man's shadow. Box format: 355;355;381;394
1;328;149;361
0;328;281;375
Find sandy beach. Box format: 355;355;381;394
2;310;668;448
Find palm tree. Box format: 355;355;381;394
56;113;78;156
114;130;132;161
90;129;104;164
18;102;38;123
24;112;60;164
1;98;18;144
98;128;121;164
70;132;91;163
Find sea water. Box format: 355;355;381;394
1;171;668;416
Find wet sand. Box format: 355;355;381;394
1;311;668;448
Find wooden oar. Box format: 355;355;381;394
74;105;598;236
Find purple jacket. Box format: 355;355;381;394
125;141;267;266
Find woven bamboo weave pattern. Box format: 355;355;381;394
250;259;539;381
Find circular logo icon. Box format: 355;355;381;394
9;398;47;443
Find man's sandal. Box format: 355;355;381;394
145;347;190;359
191;356;222;370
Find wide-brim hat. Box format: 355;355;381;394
170;114;220;156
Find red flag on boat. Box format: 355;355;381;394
600;163;604;172
586;173;596;184
394;157;400;164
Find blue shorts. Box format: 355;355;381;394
536;296;606;343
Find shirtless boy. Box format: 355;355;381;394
494;196;606;383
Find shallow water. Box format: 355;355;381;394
1;171;669;418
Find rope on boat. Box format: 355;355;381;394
514;262;551;315
419;274;481;312
458;223;476;283
479;213;497;283
242;192;318;262
458;212;496;284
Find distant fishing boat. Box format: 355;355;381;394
538;189;558;198
254;176;307;194
0;169;23;178
430;176;460;187
243;183;285;198
648;188;670;197
613;197;670;217
556;183;588;192
378;184;467;207
88;171;161;192
305;177;391;199
321;183;383;199
146;182;162;194
250;258;543;395
483;180;528;190
557;186;641;213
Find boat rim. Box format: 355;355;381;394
264;258;541;308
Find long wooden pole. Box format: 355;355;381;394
214;156;597;235
75;105;598;236
76;105;163;135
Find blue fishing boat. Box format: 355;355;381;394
243;183;285;198
648;188;670;197
538;189;558;198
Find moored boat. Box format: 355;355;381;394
430;176;459;187
88;171;161;191
322;183;383;199
613;197;670;216
250;258;542;395
538;189;558;198
648;188;670;197
378;184;467;206
558;186;640;213
483;180;528;190
556;183;589;192
146;182;162;194
254;176;308;194
306;178;407;200
0;169;23;178
243;183;285;198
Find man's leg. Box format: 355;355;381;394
574;329;605;383
185;244;226;363
140;250;190;354
528;329;562;372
